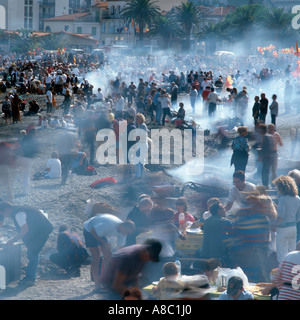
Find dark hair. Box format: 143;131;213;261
144;238;162;262
122;287;143;300
227;276;243;296
126;114;134;121
59;225;68;232
114;111;123;119
233;170;245;181
175;197;188;211
209;202;221;216
163;262;179;276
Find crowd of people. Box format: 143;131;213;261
0;49;300;300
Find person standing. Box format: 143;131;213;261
267;124;283;182
11;93;22;123
201;86;211;115
252;96;261;126
272;241;300;300
190;85;198;114
284;80;293;114
62;84;72;115
273;176;300;264
153;88;162;125
158;90;172;126
0;201;53;286
81;110;96;165
56;131;78;185
128;82;137;104
170;82;178;110
2;95;12;124
134;113;149;179
18;126;40;195
236;89;249;124
200;200;233;267
230;126;250;173
207;87;219;118
231;195;272;282
257;123;276;188
259;93;268;124
115;93;125;112
269;94;279;126
45;87;53;114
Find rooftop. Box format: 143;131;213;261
43;12;90;21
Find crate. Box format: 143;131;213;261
0;243;21;285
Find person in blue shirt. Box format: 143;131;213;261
218;276;254;300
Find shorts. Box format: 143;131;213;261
83;228;107;248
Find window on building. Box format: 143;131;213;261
101;22;106;34
92;27;97;36
65;25;69;32
108;22;115;34
77;27;82;34
24;0;34;29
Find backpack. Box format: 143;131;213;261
84;165;97;176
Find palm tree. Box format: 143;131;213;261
223;4;266;52
197;22;229;54
121;0;161;46
147;15;178;49
261;8;294;44
173;1;203;51
225;4;265;37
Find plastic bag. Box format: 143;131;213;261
215;266;249;288
84;199;96;216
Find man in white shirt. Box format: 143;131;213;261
225;170;257;213
207;87;219;118
83;214;135;289
158;90;172;126
115;93;125;112
45;87;53;113
96;88;103;101
45;73;52;91
190;85;198;114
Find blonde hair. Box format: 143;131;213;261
273;175;298;197
108;113;114;121
136;113;145;123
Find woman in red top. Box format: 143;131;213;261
173;197;195;229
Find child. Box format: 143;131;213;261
153;262;183;300
173;197;195;230
41;116;48;129
218;276;254;300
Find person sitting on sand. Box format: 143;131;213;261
43;151;61;179
71;151;89;175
